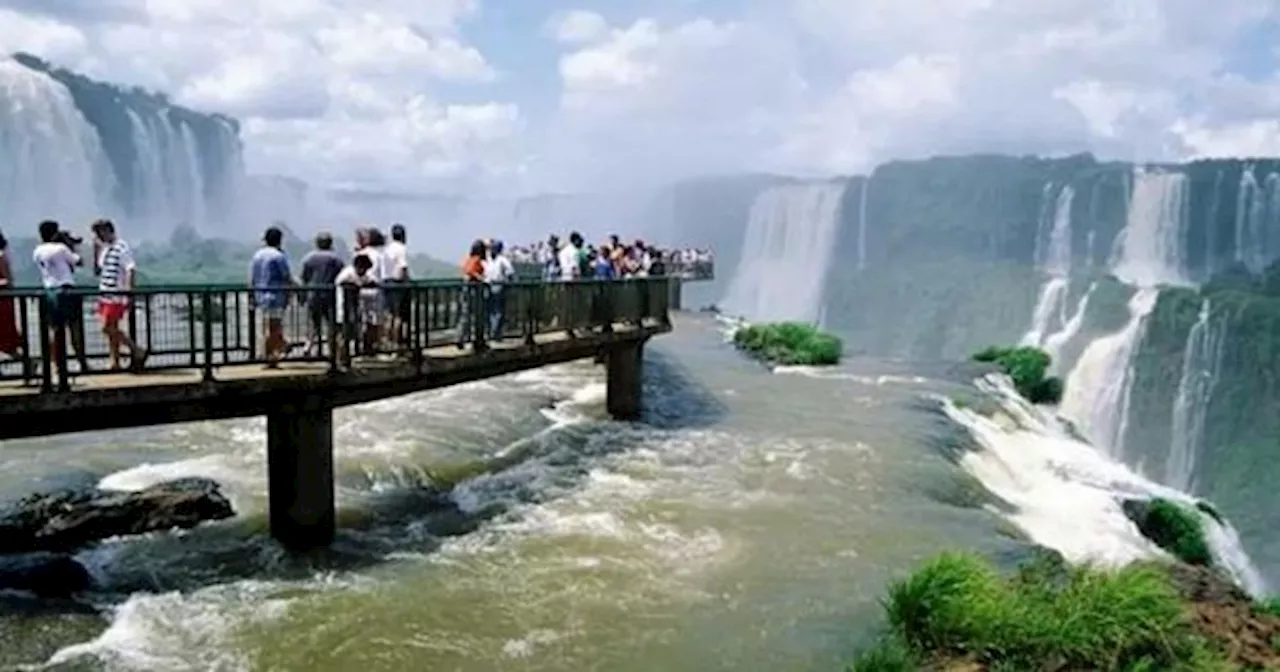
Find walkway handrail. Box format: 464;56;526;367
0;277;674;393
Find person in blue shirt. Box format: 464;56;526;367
249;226;295;368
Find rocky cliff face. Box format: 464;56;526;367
667;153;1280;581
3;53;245;237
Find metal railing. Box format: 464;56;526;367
0;278;673;393
511;260;714;282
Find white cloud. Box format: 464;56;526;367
0;0;1278;195
0;0;514;193
547;10;609;44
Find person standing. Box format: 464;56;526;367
483;239;516;339
558;232;582;281
457;239;486;348
0;231;21;361
249;226;294;368
299;231;345;358
33;220;89;376
383;223;411;348
91;220;147;371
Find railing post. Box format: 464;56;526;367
524;283;538;346
54;298;69;393
37;295;52;393
412;285;424;373
17;295;32;385
186;292;198;368
472;284;488;354
202;290;215;382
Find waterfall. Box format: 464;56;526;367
720;182;847;323
1232;166;1280;273
1021;185;1075;347
1165;301;1225;492
1061;288;1159;455
856;176;870;272
0;58;119;226
1205;170;1224;278
1042;283;1096;373
1110;169;1190;287
1063;168;1190;456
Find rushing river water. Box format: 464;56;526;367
0;314;1222;671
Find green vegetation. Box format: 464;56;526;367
1130;498;1214;567
732;322;843;366
849;552;1230;671
971;345;1064;404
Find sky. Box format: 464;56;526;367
1;0;1278;196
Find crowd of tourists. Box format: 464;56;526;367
0;220;713;378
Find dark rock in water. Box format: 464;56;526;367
0;553;92;597
1195;500;1226;525
0;477;235;554
698;304;721;313
1121;497;1213;566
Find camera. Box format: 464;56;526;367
54;230;83;250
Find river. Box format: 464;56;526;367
0;313;1234;671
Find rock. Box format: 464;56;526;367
1195;500;1225;525
0;553;92;597
1163;562;1280;671
1121;497;1213;566
0;477;235;554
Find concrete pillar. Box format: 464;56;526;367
266;399;335;550
606;340;644;421
668;277;683;311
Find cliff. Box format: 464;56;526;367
5;53;246;237
670;153;1280;584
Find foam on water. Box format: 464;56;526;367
947;374;1267;595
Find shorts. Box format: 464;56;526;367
260;306;285;321
44;288;81;328
97;299;129;323
382;282;410;320
307;299;335;326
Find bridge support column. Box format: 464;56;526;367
668;277;683;311
266;399;335;550
606;340;644;421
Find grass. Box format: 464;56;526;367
972;345;1064;404
849;552;1230;670
732;322;843;366
1131;498;1214;567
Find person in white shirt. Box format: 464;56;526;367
558;232;583;282
334;254;379;367
483;239;516;339
32;219;90;375
382;224;411;348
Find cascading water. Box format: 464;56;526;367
1042;282;1095;373
1021;186;1074;348
856;176;870;272
1233;166;1280;273
1164;301;1226;492
720;182;846;323
948;374;1266;595
0;58;119;226
1063;168;1190;456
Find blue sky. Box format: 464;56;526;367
0;0;1278;194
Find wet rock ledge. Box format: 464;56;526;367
0;478;234;597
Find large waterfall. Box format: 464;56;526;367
720;182;846;323
0;54;246;237
0;59;117;228
1063;168;1191;456
1165;301;1226;492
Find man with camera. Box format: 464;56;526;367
32;220;91;375
91;219;147;371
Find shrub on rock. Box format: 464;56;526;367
732;322;842;366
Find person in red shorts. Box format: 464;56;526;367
91;220;147;371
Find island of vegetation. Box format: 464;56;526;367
849;498;1280;671
971;345;1064;404
732;322;843;366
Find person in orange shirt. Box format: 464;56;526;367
457;239;487;347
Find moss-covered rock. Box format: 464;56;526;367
1122;497;1214;567
732;322;842;366
971;346;1064;404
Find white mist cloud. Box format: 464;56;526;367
0;0;1276;194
